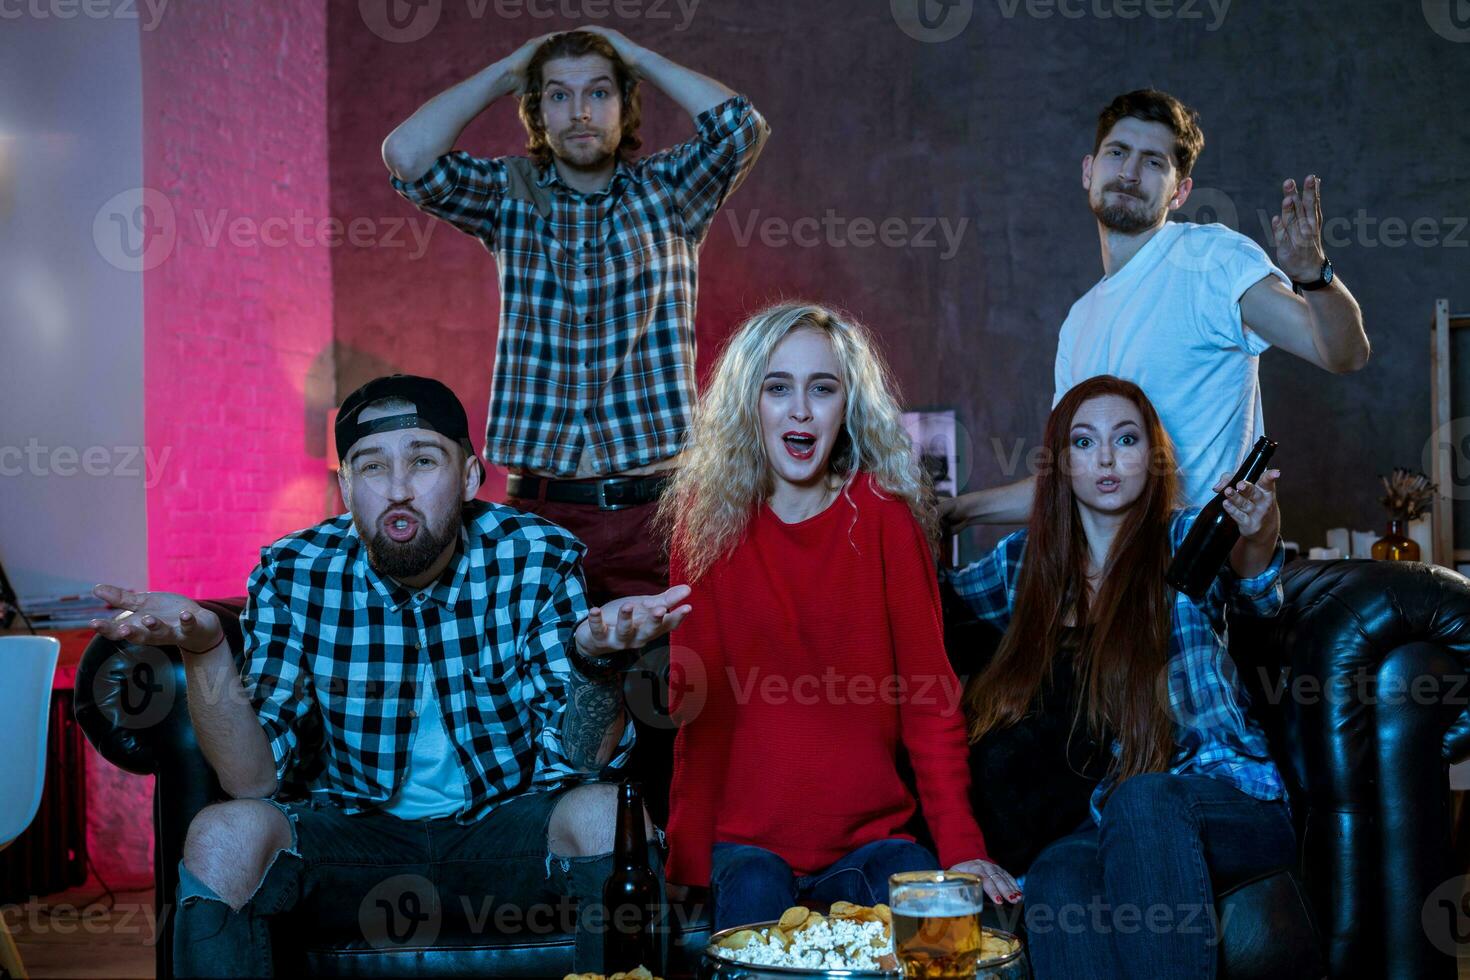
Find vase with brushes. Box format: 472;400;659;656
1372;468;1436;561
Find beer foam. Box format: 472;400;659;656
890;897;984;917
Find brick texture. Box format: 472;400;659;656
143;0;333;598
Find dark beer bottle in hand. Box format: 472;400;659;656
1165;437;1278;600
602;780;661;976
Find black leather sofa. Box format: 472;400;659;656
75;559;1470;978
72;599;711;979
949;557;1470;980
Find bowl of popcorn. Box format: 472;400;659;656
701;901;1025;978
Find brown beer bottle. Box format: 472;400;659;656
602;780;661;975
1165;437;1278;600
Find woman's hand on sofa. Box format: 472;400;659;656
89;584;224;654
949;857;1023;905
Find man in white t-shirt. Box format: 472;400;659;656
945;88;1369;524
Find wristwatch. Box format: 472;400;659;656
1292;257;1334;294
567;627;628;681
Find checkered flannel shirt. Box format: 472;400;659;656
391;94;770;475
237;500;632;822
947;507;1288;822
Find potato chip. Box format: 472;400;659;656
978;931;1019;962
828;901;862;917
873;903;892;924
718;928;758;950
777;906;810;931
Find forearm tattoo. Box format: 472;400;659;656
562;667;626;770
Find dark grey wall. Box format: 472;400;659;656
336;0;1470;556
693;0;1470;557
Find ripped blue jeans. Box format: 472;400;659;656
173;790;667;978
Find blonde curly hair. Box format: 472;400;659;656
657;302;938;581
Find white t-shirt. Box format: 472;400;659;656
1052;220;1291;506
383;665;464;820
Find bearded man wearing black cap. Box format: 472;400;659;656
90;375;689;977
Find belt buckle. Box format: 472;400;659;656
597;479;633;511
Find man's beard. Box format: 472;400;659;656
551;128;616;171
356;502;463;582
1090;185;1166;234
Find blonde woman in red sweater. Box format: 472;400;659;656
656;302;1019;930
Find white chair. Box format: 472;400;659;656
0;635;60;980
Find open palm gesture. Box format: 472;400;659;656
88;584;223;654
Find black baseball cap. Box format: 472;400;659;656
335;375;475;463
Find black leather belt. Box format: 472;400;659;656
505;472;673;511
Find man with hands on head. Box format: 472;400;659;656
384;28;766;824
381;25;768;599
944;88;1369;529
91;375;690;978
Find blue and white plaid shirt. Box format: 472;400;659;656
947;508;1287;822
238;501;632;823
391;95;770;476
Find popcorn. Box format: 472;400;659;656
712;902;897;972
710;900;1020;973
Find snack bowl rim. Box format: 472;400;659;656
702;920;1025;977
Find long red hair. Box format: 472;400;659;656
965;375;1182;784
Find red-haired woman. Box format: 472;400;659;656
952;374;1292;979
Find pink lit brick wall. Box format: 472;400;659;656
143;1;334;599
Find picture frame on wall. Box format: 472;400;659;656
903;409;962;565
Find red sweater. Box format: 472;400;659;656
664;472;988;886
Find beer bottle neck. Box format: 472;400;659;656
613;786;648;868
1229;438;1276;487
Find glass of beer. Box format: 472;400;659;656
888;870;985;979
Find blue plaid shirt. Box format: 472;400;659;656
947;508;1287;822
391;95;769;475
238;500;633;823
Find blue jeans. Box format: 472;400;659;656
173;790;666;977
710;838;937;931
1022;773;1296;980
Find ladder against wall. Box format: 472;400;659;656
1430;299;1470;567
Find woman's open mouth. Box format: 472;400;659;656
1096;476;1121;494
782;432;816;460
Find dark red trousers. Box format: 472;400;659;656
501;493;674;825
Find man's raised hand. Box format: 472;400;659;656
572;25;648;76
1271;174;1327;283
504;31;561;94
574;584;692;658
89;584;224;654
